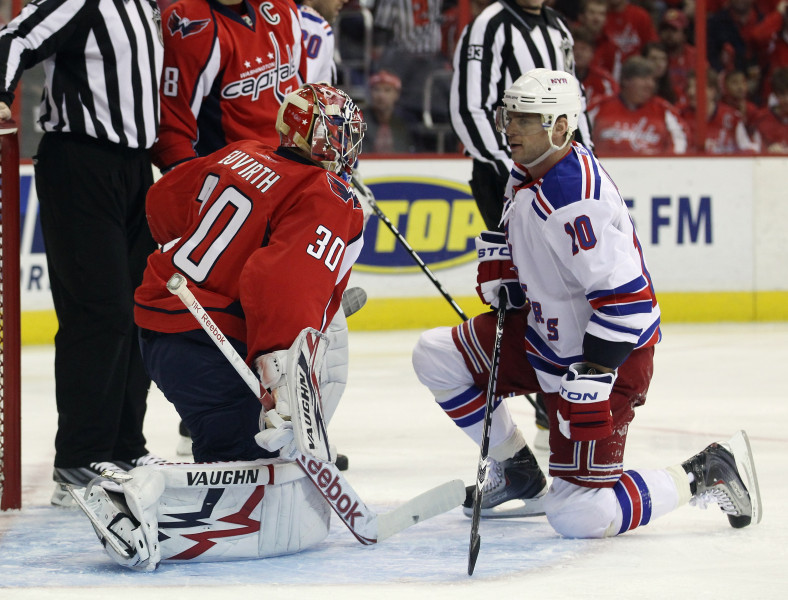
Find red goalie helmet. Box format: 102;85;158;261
276;84;366;175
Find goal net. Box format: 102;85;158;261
0;125;21;510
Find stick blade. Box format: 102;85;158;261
376;479;465;542
468;532;481;575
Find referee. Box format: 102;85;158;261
450;0;593;231
0;0;165;505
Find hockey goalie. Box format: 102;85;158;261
71;84;369;570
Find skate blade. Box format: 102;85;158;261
462;496;547;519
724;430;763;526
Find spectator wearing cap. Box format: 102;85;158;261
364;70;417;154
597;0;658;81
659;8;697;107
681;68;760;153
589;55;689;155
752;66;788;152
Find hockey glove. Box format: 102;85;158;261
475;231;526;310
557;362;617;441
255;417;298;461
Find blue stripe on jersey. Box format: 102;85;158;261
598;300;655;316
637;317;661;346
525;329;582;375
531;199;549;221
301;12;327;25
589;313;642;337
586;276;649;300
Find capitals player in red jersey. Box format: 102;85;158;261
412;69;761;538
152;0;306;172
135;84;365;462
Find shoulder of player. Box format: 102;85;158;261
299;5;329;27
163;0;213;21
535;146;612;212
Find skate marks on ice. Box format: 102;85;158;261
0;505;581;585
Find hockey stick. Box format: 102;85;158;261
468;287;508;576
166;272;465;544
351;175;469;321
351;177;547;424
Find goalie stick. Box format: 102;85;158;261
468;287;507;576
166;272;465;544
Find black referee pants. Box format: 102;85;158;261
35;133;157;467
470;159;509;232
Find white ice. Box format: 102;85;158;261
2;323;787;599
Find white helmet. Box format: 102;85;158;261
496;68;582;167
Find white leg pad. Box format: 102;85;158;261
320;308;349;423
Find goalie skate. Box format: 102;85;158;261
463;446;548;518
67;481;155;570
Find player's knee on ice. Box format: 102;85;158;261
544;479;618;539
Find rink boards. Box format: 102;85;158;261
18;156;788;343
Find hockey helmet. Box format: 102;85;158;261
276;83;366;175
495;68;581;166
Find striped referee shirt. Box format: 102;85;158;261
0;0;163;149
373;0;443;55
450;0;592;174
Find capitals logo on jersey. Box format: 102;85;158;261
168;10;210;38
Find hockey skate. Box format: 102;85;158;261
115;452;169;471
682;430;762;528
463;445;548;518
51;461;127;507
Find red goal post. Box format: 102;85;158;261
0;124;21;511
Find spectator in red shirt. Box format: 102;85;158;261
574;25;619;106
589;55;688;155
750;1;788;100
681;68;760;153
752;66;788;152
659;8;697;107
596;0;658;80
721;69;761;132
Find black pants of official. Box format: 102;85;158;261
35;133;157;468
470;159;509;232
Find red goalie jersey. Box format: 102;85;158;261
135;140;365;361
152;0;306;171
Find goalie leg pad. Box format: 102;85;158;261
152;461;330;562
321;308;349;423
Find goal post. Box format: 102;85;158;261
0;124;21;511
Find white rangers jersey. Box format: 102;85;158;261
503;142;661;392
299;5;336;84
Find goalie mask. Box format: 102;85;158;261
495;68;582;167
276;84;366;175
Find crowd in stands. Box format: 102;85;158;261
3;0;788;156
340;0;788;156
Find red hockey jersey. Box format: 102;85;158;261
135;140;365;361
589;94;688;155
152;0;306;171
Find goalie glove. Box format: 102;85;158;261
475;231;526;310
557;363;617;441
255;414;298;461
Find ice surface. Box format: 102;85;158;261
2;323;787;599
